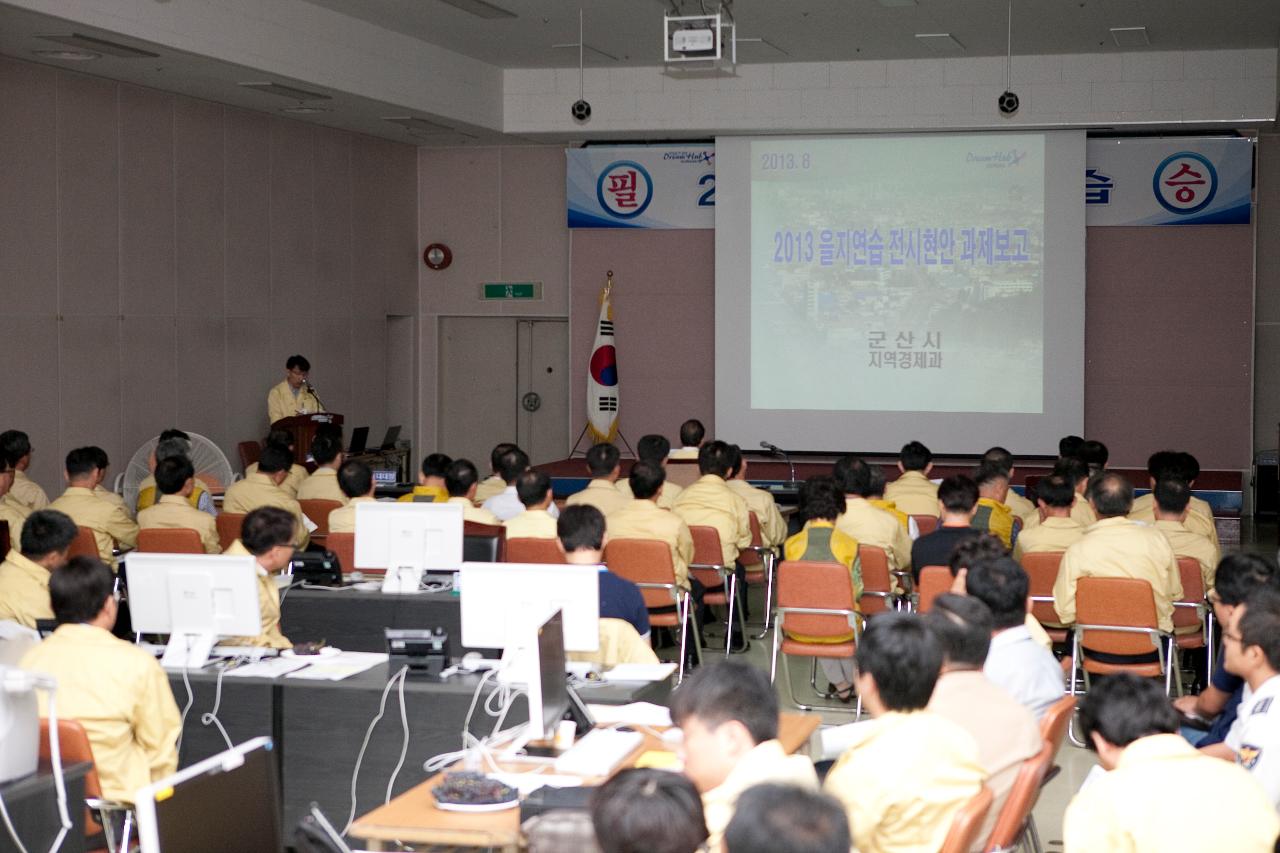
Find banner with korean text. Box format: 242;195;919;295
567;145;716;229
1085;137;1253;226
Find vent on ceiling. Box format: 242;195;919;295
1110;26;1150;48
238;82;333;101
383;116;455;133
435;0;516;19
915;33;965;53
38;33;159;58
876;0;918;6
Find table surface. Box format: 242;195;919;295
350;712;821;850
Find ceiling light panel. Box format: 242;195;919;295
239;82;333;101
1110;27;1150;48
435;0;517;19
914;33;965;53
383;116;455;133
38;33;158;58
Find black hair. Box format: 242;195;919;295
981;446;1015;475
586;443;621;478
679;419;705;448
1087;471;1133;517
0;430;32;466
64;447;99;480
489;442;518;474
264;429;294;449
497;447;531;484
899;440;932;471
833;455;873;497
256;444;294;475
636;434;671;463
1240;587;1280;672
558;504;605;553
49;556;115;625
1053;456;1090;488
158;428;190;443
724;784;851;853
515;469;552;508
87;447;110;470
420;453;453;480
1035;474;1075;508
19;509;79;559
947;532;1005;577
866;464;888;499
972;462;1009;491
928;593;994;667
964;556;1030;631
797;476;846;523
338;460;373;499
444;458;480;497
591;768;708;853
1146;450;1180;480
304;434;336;466
726;444;744;478
1215;553;1280;606
1153;478;1191;515
1058;435;1085;459
629;460;665;500
937;475;978;513
696;440;734;478
240;506;296;555
1175;452;1201;482
285;354;311;372
1079;673;1179;749
1080;439;1109;471
155;455;195;496
854;613;942;711
670;661;779;743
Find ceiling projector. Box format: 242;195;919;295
671;28;716;53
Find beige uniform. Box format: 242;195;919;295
327;495;375;534
93;485;130;516
1070;494;1097;527
0;494;31;552
565;479;631;517
701;739;820;850
502;509;560;540
883;470;940;517
0;551;52;628
296;467;349;504
1063;734;1279;853
606;499;695;590
726;478;787;547
1054;517;1182;632
21;624;181;803
245;462;308;499
447;496;500;525
472;475;507;506
137;495;220;554
1012;516;1085;562
1130;492;1220;549
222;473;309;548
672;474;752;566
9;470;49;511
1154;519;1221;592
837;496;914;572
219;540;291;649
1004;488;1039;527
566;619;661;669
824;710;987;853
616;477;682;510
668;447;699;460
50;485;139;565
267;380;323;424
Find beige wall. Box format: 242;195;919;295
0;57;418;497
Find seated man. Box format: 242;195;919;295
926;594;1042;843
1126;450;1219;548
1150;477;1220;592
436;458;500;524
671;662;818;849
672;441;752;569
0;453;31;552
724;784;850;853
327;460;377;534
1054;456;1097;527
245;429;308;497
591;768;709;853
137;456;220;553
223;445;309;548
1064;674;1278;853
397;452;452;503
296;433;348;504
473;442;517;506
834;455;912;574
911;475;981;582
267;353;322;423
669;418;705;460
20;556;182;804
970;463;1016;549
566;443;630;516
725;445;787;549
606;460;694;591
824;613;986;853
87;447;128;513
222;507;296;649
865;464;918;539
883;440;939;517
1217;587;1280;807
616;434;683;508
135;429;216;515
965;556;1064;718
482;447;559;522
981;446;1038;528
0;510;77;628
502;469;560;539
1011;473;1084;561
50;446;139;564
0;429;49;510
558;504;651;643
1079;438;1109;476
1054;471;1182;635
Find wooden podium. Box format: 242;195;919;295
271;413;343;462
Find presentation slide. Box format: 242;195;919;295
715;132;1085;454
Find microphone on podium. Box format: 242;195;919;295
759;441;798;486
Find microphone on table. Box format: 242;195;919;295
759;441;798;486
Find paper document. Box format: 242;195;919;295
601;663;677;683
585;702;673;728
224;657;312;679
285;651;387;681
302;515;319;533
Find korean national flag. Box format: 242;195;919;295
587;280;619;442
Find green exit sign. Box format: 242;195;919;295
480;282;542;301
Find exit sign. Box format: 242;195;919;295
480;282;542;301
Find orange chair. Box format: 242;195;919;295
770;559;863;715
740;511;779;637
299;498;342;548
323;531;384;578
1040;694;1077;760
912;514;940;535
1173;555;1214;680
688;525;745;656
983;741;1054;853
605;538;702;682
939;786;994;853
215;512;245;551
463;520;506;562
858;545;902;615
915;565;951;613
1020;551;1069;644
506;537;565;564
68;527;99;560
39;717;132;853
136;528;205;554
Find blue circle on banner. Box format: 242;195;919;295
1152;151;1217;216
590;346;618;386
596;160;653;219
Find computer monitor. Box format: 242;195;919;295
135;737;281;853
530;610;570;741
353;501;465;593
126;553;262;669
458;562;600;652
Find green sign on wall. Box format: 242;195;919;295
480;282;543;300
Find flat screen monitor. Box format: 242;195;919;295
458;562;600;653
126;553;262;669
353;501;465;592
135;737;281;853
531;610;569;741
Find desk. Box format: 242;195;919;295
350;712;822;852
0;761;89;853
280;587;472;653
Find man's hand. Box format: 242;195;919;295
1172;694;1200;715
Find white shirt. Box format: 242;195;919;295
1226;674;1280;810
983;624;1064;719
482;485;561;523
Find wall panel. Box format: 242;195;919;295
118;85;175;316
0;58;57;315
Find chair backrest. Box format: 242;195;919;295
463;520;506;562
326;531;357;575
983;742;1053;852
299;499;343;537
1021;551;1066;627
505;537;565;564
0;519;8;562
858;544;893;614
136;527;205;554
1039;694;1077;759
739;512;764;567
777;560;859;640
605;539;681;609
237;440;262;472
916;565;952;613
1076;576;1160;656
194;473;225;495
938;785;994;853
68;527;98;560
688;525;725;568
216;512;245;551
39;717;104;835
1174;556;1206;630
911;514;940;535
663;460;701;489
1023;475;1044;505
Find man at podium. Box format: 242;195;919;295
267;354;324;424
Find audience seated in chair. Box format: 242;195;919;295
1011;473;1084;561
134;429;216;516
724;445;787;549
223;445;310;548
607;460;694;592
672;441;752;569
834;456;913;575
864;463;918;539
49;447;139;566
1215;586;1280;807
0;453;31;552
970;463;1016;549
668;419;705;460
137;455;221;554
883;440;939;518
483;447;558;522
1129;450;1220;548
221;507;296;650
559;504;650;643
981;446;1039;529
1151;477;1220;592
245;429;308;497
0;430;49;510
616;434;683;508
473;442;517;506
443;458;501;524
397;452;452;504
327;459;377;534
1054;455;1098;528
723;783;850;853
591;768;708;853
566;443;630;516
0;509;77;629
503;470;561;539
297;434;348;504
911;475;981;582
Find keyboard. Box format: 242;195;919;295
553;728;645;777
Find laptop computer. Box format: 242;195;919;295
378;425;402;450
347;426;370;455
